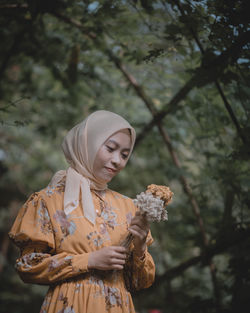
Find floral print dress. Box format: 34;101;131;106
9;179;155;313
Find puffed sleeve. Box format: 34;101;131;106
8;192;90;285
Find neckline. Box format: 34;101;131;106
92;189;107;200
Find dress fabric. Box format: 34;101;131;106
9;179;155;313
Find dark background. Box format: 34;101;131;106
0;1;249;312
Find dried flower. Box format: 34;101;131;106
146;184;173;206
133;192;168;222
120;184;173;249
133;184;173;222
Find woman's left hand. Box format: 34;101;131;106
128;211;149;257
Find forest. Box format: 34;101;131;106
0;0;249;312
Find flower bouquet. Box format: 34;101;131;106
121;184;174;249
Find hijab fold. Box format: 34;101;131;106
49;110;136;225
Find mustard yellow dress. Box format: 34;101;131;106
9;178;155;313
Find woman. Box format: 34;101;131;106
9;110;155;313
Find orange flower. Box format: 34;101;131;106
146;184;173;206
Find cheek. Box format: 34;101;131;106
120;159;128;170
93;148;109;170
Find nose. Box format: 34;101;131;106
111;151;121;167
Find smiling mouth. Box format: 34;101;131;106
105;167;117;174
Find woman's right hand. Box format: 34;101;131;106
88;246;127;270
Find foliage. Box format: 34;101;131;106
0;1;249;313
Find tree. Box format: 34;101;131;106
0;1;249;312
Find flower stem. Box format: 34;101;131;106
121;233;133;249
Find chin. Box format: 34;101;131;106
104;175;114;183
95;170;117;183
98;175;113;183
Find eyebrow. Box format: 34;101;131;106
106;139;131;152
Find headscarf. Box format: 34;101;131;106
49;110;136;225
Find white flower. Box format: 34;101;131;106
133;192;168;222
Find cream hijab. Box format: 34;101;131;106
50;110;136;225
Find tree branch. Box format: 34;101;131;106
215;80;247;144
173;0;248;145
52;11;250;144
139;227;250;294
136;29;250;144
108;50;210;245
52;12;97;40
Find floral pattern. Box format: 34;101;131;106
55;179;66;194
54;211;76;237
55;293;76;313
126;212;132;226
45;185;56;197
100;201;118;230
87;276;123;310
86;231;104;247
86;197;120;247
9;184;155;313
16;253;48;271
30;193;39;205
57;298;75;313
40;291;52;313
104;286;122;310
57;307;75;313
45;178;66;197
48;256;72;274
75;283;82;292
38;199;53;235
58;292;69;306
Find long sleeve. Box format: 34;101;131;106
124;231;155;292
131;249;155;291
9;191;90;285
15;245;89;285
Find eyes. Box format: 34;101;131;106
106;145;129;160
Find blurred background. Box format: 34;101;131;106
0;1;249;312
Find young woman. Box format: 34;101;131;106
9;110;155;313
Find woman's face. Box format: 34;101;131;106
93;129;132;183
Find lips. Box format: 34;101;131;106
105;167;117;174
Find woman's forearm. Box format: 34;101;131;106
16;247;90;285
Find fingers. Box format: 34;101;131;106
105;250;126;270
130;213;149;228
109;246;128;269
111;251;127;261
129;213;149;247
111;258;126;265
128;225;148;241
112;264;124;270
130;217;149;235
128;215;149;255
88;246;128;271
111;246;128;254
